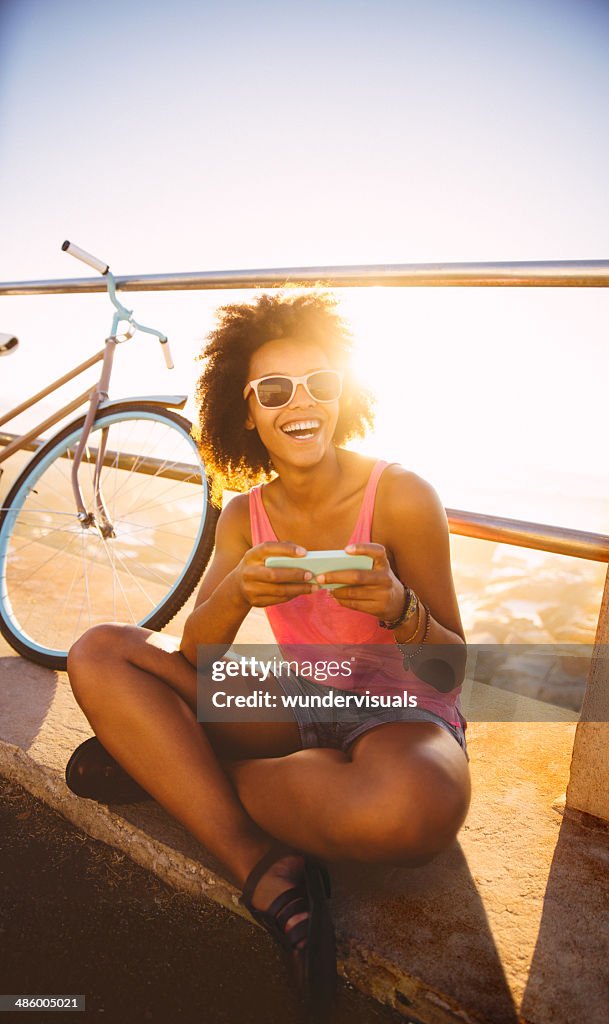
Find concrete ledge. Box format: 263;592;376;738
2;636;609;1024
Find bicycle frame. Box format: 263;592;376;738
0;348;106;467
0;259;186;533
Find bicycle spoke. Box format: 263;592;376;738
116;515;205;538
98;537;163;611
82;529;93;630
113;471;202;525
5;530;81;638
103;423;177;506
71;533;91;642
5;526;83;586
57;543;89;630
115;534;199;569
97;532;138;624
1;508;79;520
118;477;204;521
113;448;202;496
4;523;81;557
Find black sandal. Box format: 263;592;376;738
240;843;337;1017
65;736;152;804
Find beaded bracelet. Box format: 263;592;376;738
378;584;417;630
400;602;431;669
398;597;422;644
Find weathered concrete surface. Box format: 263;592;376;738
567;563;609;821
2;617;609;1024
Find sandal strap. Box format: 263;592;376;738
248;887;309;950
270;889;308;932
240;842;296;908
284;918;309;950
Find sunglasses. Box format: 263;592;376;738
243;369;343;409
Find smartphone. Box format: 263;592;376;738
264;549;373;590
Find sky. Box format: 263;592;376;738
1;0;608;531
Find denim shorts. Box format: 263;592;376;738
275;672;470;762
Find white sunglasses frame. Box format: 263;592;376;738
243;369;344;408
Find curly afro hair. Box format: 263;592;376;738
194;291;375;504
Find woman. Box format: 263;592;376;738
66;292;471;1013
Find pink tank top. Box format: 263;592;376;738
249;460;464;727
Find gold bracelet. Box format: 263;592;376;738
401;603;431;669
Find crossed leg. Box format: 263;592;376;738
67;622;470;905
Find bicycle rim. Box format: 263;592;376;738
0;405;215;667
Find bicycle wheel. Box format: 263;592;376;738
0;403;219;669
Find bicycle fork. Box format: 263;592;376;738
71;337;118;538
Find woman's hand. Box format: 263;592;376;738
316;542;405;621
235;541;317;608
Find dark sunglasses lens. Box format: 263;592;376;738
308;371;341;401
257;377;294;407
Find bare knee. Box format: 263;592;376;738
386;771;470;866
339;761;471;867
67;623;134;701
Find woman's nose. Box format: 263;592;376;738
290;382;314;406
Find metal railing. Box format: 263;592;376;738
1;259;608;565
0;432;200;484
1;259;609;295
1;428;607;562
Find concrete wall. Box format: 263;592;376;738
566;564;609;822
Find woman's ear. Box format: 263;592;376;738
244;409;255;430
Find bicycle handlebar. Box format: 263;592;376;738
0;333;19;357
62;240;109;276
159;338;174;369
61;240;173;370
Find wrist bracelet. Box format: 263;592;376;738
398;597;422;644
379;585;417;630
400;602;431;668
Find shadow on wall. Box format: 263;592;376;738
334;843;519;1023
522;812;609;1024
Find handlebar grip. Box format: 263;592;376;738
61;240;109;275
160;338;174;370
0;333;19;356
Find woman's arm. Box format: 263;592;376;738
179;495;252;666
382;470;466;690
179;494;318;667
381;470;465;638
318;468;466;689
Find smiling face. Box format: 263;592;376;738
244;337;340;468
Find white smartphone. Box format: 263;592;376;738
265;549;373;590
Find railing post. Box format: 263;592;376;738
566;564;609;822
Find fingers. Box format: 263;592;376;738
246;582;318;607
344;542;388;568
255;589;316;606
248;541;307;562
244;542;313;582
241;542;395;610
315;568;386;587
247;565;312;582
315;545;395;615
240;542;316;607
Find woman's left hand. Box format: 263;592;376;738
316;543;406;620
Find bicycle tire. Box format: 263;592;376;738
0;403;220;670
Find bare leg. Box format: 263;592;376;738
68;625;470;871
224;722;471;865
67;624;312;940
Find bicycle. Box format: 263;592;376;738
0;242;220;670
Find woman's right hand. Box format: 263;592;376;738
235;542;317;608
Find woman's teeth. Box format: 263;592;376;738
281;419;321;439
